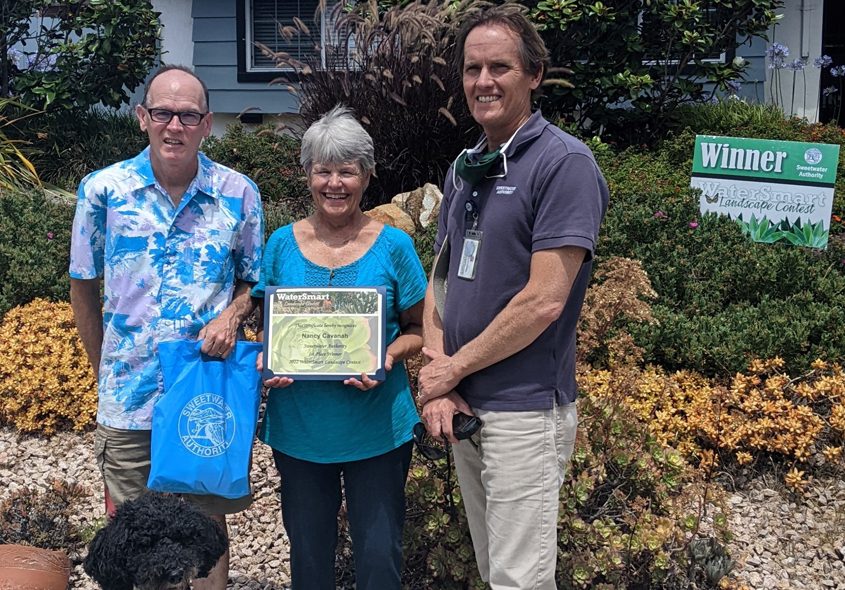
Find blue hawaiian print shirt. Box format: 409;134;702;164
69;147;264;429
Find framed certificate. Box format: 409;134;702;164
262;287;387;381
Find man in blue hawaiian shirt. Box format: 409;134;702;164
69;65;264;590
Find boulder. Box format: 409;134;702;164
391;183;442;230
364;204;416;236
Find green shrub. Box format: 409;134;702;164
335;450;483;589
594;109;845;377
413;221;439;277
0;188;74;317
401;456;484;589
531;0;781;143
0;481;85;551
17;108;147;189
565;370;734;589
3;0;159;111
203;123;310;219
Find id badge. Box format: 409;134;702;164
457;229;483;280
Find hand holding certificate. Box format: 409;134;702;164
262;287;386;381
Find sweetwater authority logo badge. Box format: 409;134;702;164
804;148;823;165
178;393;235;457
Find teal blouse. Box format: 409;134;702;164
252;223;427;463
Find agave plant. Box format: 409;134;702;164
782;218;828;249
737;213;786;244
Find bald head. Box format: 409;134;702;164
143;65;209;112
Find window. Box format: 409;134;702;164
237;0;339;82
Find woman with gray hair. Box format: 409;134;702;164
252;105;427;589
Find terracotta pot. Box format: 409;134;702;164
0;545;70;590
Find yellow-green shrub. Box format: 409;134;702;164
580;358;845;490
0;299;96;434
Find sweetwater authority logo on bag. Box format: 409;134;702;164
178;393;236;457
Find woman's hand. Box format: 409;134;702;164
343;353;394;391
257;351;293;389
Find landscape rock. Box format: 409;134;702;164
363;203;416;236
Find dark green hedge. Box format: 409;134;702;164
203;123;310;220
0;189;74;317
596;102;845;377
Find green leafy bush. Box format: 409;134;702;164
559;381;733;589
2;0;159;111
16;108;147;189
594;105;845;377
530;0;782;143
334;450;483;590
413;221;438;277
203;124;310;219
0;188;74;317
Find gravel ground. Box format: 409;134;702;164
1;426;844;589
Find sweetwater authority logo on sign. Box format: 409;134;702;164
178;393;235;457
804;148;823;165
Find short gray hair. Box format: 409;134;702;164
300;105;375;174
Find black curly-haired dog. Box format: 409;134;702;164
83;492;228;590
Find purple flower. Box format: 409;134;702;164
725;80;742;95
47;232;54;240
6;47;23;68
653;210;668;220
766;42;789;70
766;42;789;60
814;55;833;69
689;220;699;229
786;59;806;71
831;66;845;78
823;85;839;97
27;53;57;73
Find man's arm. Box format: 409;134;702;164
418;246;586;402
199;279;257;358
70;277;104;375
421;279;445;357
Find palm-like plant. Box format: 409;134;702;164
0;98;41;192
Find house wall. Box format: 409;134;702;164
736;36;769;104
156;0;194;67
191;0;298;135
766;0;824;122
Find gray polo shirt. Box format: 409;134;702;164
435;111;609;410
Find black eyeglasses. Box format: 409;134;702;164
144;107;208;126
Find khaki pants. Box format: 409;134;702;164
452;403;578;590
94;423;252;515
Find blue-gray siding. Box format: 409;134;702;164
189;0;770;115
192;0;298;115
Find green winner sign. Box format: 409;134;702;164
691;135;839;249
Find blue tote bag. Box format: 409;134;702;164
148;339;262;499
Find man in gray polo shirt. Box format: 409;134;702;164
418;5;608;589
